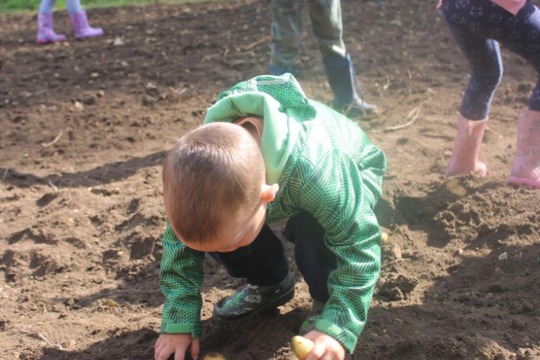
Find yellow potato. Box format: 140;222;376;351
381;231;389;243
291;335;315;360
202;352;227;360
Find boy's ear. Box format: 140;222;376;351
261;183;279;203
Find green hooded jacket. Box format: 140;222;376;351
159;74;387;353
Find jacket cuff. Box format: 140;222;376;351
161;322;202;338
315;319;358;354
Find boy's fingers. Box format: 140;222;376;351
191;339;200;360
154;341;166;359
156;345;174;360
305;344;324;360
174;346;186;360
154;336;163;350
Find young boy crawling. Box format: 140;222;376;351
154;74;387;360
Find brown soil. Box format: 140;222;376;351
1;0;539;359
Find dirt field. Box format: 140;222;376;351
1;0;539;359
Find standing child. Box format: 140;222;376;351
439;0;540;188
37;0;103;44
154;74;387;360
269;0;378;119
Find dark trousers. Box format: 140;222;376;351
210;212;336;303
441;0;540;119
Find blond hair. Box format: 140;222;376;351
163;122;265;244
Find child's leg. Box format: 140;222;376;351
441;0;503;120
308;0;377;117
37;0;66;44
284;212;335;303
211;225;294;320
484;3;540;186
490;2;540;112
445;114;489;177
443;0;540;183
210;225;289;286
509;109;540;187
65;0;83;15
66;0;103;39
307;0;345;59
441;0;503;176
269;0;303;75
39;0;56;14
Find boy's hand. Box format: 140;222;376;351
303;330;346;360
154;333;200;360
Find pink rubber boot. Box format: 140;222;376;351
69;11;103;39
509;109;540;188
445;114;488;178
36;13;66;44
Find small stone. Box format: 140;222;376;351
113;37;125;46
73;101;84;111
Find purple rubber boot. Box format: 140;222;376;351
37;13;67;44
69;11;103;39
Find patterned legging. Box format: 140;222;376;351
441;0;540;120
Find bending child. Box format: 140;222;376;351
154;74;387;360
439;0;540;188
37;0;103;44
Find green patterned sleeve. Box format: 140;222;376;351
159;223;205;338
297;149;384;353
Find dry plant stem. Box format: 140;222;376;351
42;131;64;147
374;99;429;133
169;86;188;95
383;104;422;132
20;329;64;350
375;71;425;123
243;35;271;51
376;92;411;118
47;180;58;192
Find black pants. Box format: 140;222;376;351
210;212;336;302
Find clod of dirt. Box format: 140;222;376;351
378;274;419;301
511;318;526;331
445;178;468;198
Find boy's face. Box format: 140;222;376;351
186;201;267;253
183;183;279;253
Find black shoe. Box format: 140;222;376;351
214;272;295;321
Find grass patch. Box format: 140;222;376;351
0;0;197;13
